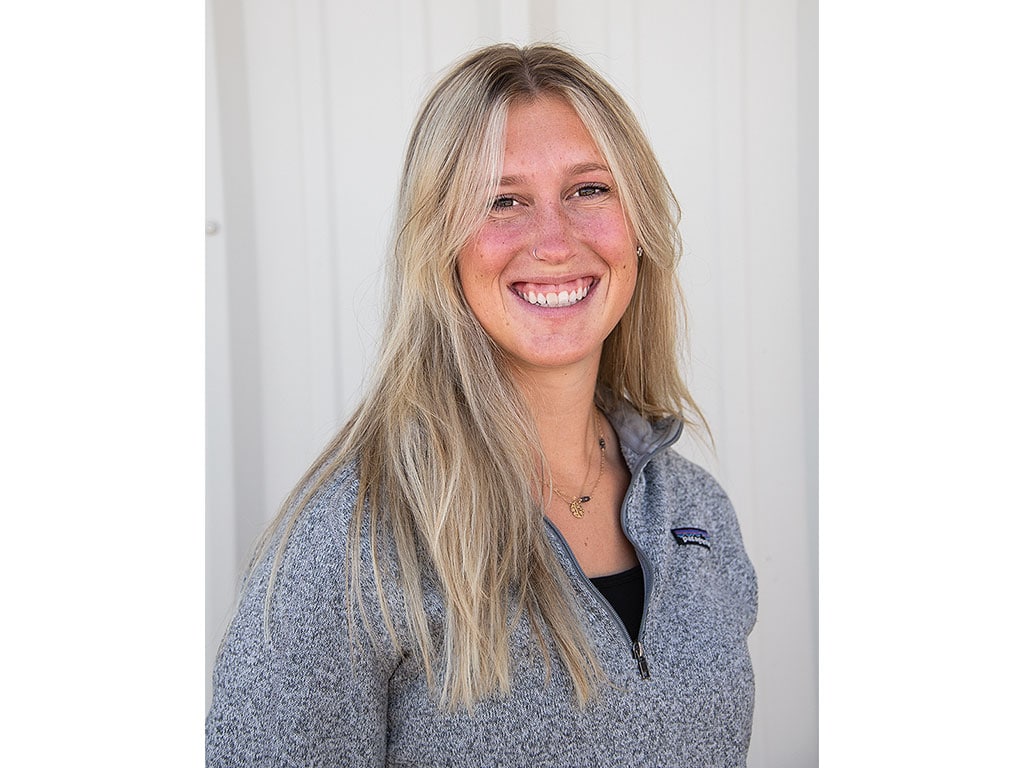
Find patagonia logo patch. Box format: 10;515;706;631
671;527;710;549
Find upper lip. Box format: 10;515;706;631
509;274;596;289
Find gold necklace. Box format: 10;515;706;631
549;411;607;519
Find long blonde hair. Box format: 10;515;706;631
259;43;704;709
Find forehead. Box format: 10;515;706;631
500;96;606;174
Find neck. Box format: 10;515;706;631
511;361;601;471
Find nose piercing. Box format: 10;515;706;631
532;248;540;259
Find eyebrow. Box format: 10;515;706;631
498;162;612;187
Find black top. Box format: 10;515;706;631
589;564;644;642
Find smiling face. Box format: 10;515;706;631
456;96;638;380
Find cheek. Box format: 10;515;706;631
471;226;520;266
572;209;633;251
456;242;499;310
460;238;524;300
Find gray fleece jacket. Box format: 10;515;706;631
207;400;757;767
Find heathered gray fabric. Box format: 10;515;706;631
207;401;757;767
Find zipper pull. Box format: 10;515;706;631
631;641;650;679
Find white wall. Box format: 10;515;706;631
207;1;818;764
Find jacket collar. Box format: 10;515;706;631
599;396;684;473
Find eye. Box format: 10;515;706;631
492;195;518;210
573;183;610;199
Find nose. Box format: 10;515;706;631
531;201;574;262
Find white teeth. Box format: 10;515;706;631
516;283;591;307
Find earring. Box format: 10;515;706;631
636;245;644;264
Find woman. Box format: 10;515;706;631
207;43;756;767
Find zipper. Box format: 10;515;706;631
631;641;650;679
544;416;683;681
546;520;643;675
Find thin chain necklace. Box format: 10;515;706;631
549;410;607;519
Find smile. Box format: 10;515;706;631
512;277;595;308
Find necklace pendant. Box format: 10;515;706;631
570;497;586;518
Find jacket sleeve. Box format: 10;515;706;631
206;489;400;767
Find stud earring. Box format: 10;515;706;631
636;245;644;264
